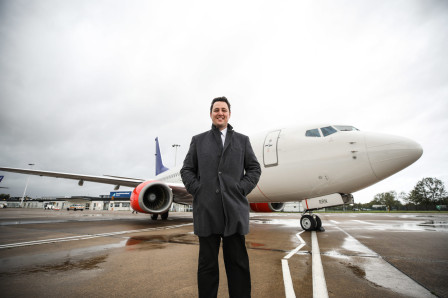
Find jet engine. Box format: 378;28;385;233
250;202;285;212
130;180;173;214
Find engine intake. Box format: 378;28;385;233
250;202;284;212
131;181;173;214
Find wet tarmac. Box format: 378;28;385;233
0;209;447;297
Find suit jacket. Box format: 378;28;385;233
180;124;261;237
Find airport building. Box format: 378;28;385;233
1;191;192;212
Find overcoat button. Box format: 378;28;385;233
216;189;220;194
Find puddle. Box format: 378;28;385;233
124;234;276;252
250;219;300;228
347;262;366;278
246;242;265;248
0;255;108;277
125;233;197;250
27;255;108;273
341;235;378;256
418;220;448;231
0;240;126;273
352;219;448;232
327;228;435;297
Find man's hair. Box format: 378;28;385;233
210;97;231;113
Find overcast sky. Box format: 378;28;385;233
0;0;447;204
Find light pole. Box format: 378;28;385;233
20;163;35;208
172;144;180;167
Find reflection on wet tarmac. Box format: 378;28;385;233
418;220;448;231
246;242;265;248
347;217;448;232
250;219;300;228
28;255;108;273
0;255;108;277
125;233;198;249
326;227;436;298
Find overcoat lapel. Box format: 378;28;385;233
223;129;233;154
212;128;223;151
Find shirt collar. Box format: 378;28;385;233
221;127;228;137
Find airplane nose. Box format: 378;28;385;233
365;133;423;180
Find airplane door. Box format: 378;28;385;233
263;130;281;167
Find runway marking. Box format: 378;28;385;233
311;231;329;298
282;231;305;298
282;230;329;298
352;220;375;225
0;223;193;249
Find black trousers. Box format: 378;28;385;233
198;234;251;298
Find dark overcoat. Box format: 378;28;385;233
180;124;261;237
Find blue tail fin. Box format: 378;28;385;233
155;137;169;176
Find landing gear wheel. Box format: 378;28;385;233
161;212;169;220
151;214;159;220
300;215;316;231
314;215;322;230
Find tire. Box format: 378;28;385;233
151;214;159;220
315;215;322;230
300;215;316;231
161;212;169;220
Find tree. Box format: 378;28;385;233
0;194;10;200
408;177;447;210
398;191;413;210
373;191;400;211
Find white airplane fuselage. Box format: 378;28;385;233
157;124;423;205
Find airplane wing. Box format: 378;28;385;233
0;166;191;201
0;166;144;188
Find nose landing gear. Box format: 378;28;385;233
300;211;324;231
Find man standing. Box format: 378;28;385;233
181;97;261;298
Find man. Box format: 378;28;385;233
181;97;261;298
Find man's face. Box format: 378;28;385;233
210;101;230;130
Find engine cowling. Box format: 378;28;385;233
250;202;285;212
130;180;173;214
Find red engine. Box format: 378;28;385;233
249;202;285;212
130;180;173;214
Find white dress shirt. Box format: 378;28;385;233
221;127;227;147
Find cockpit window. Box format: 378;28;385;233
320;126;337;137
334;125;359;131
305;129;321;137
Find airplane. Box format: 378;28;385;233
0;124;423;231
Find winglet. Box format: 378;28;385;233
155;137;169;176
